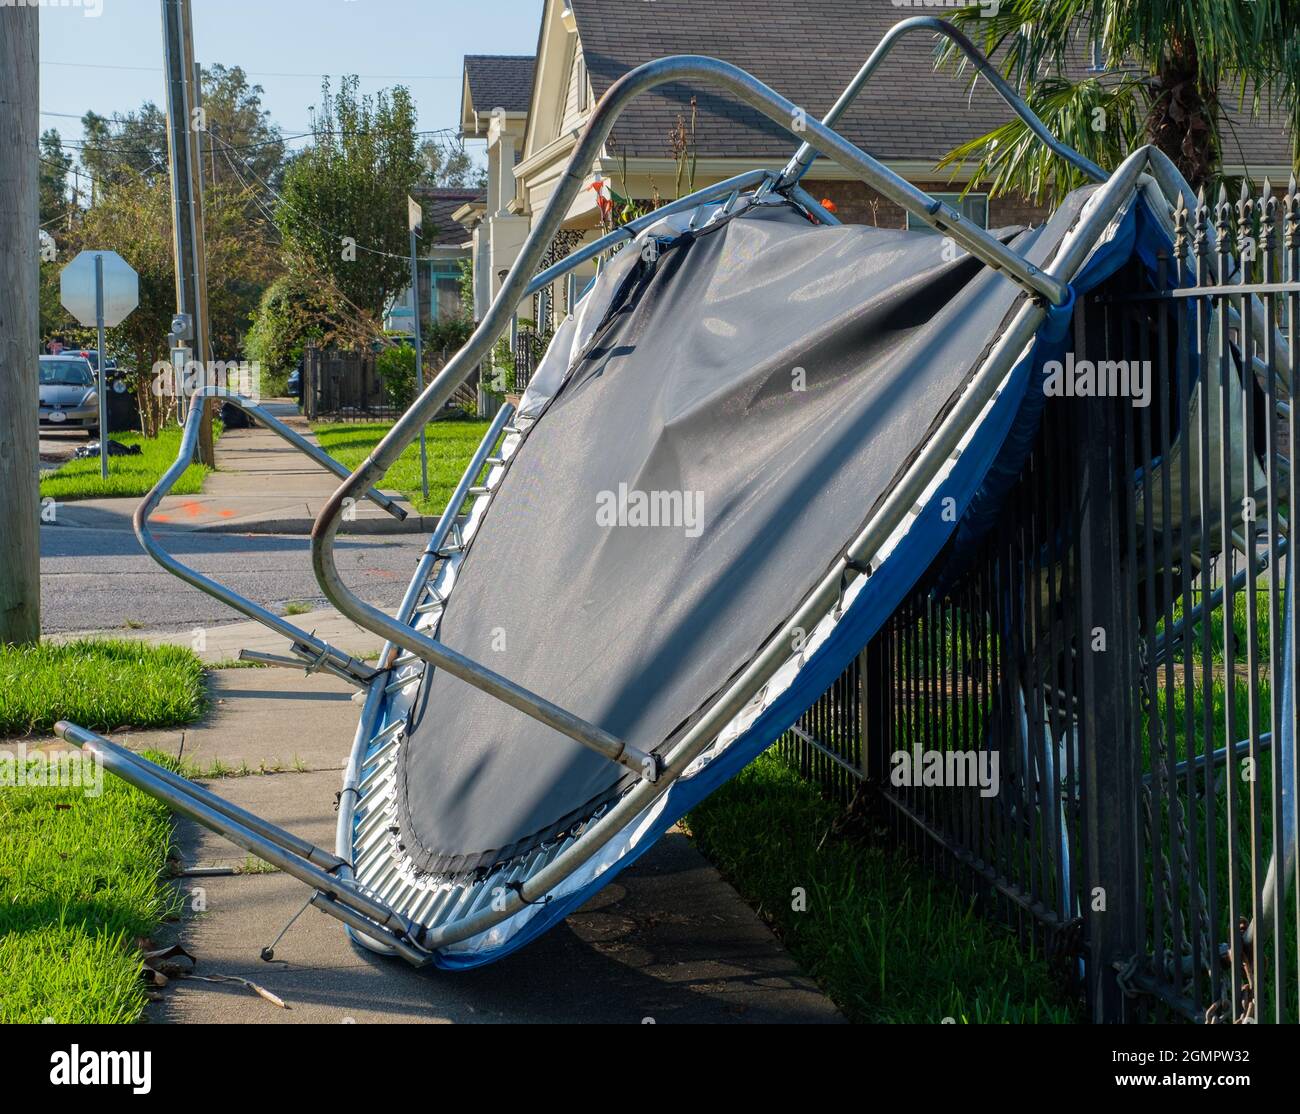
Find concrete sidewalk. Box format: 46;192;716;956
118;671;840;1024
52;606;390;666
49;400;437;536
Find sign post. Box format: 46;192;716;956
408;196;429;502
60;249;139;480
94;254;107;478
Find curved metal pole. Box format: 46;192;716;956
778;15;1107;189
311;54;1071;741
136;387;402;684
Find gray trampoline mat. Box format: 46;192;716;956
397;196;1089;874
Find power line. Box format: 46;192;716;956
45;123;464;154
40;59;461;81
209;129;415;262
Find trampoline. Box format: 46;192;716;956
55;17;1296;970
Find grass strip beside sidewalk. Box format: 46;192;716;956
0;640;207;1022
0;640;207;737
40;425;218;503
313;419;491;517
686;752;1080;1024
0;757;182;1022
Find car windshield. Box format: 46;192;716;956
41;361;94;387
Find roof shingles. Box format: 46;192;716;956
465;54;537;117
568;0;1292;170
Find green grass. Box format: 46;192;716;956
0;640;207;737
313;419;493;517
686;753;1079;1023
0;750;182;1022
39;424;218;502
1158;585;1280;666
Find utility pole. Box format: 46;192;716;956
0;4;41;645
160;0;215;463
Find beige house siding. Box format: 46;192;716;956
560;48;592;134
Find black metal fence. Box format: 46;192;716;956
782;184;1298;1023
302;346;387;420
512;326;547;393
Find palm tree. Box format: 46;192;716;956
936;1;1299;202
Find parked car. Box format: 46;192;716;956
38;354;99;437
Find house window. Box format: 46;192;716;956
575;53;590;112
429;266;464;324
906;192;988;234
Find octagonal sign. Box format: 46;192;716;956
60;250;139;327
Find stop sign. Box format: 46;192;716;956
60;250;139;327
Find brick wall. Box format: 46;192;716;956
804;179;1053;231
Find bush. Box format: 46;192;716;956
244;274;327;384
376;343;418;410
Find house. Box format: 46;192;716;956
457;54;536;320
462;0;1294;336
385;187;481;335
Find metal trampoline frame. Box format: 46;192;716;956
55;17;1281;966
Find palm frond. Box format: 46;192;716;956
936;76;1146;205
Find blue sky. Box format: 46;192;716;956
39;0;542;155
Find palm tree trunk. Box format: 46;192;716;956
1146;36;1219;190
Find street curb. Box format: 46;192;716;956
194;514;446;536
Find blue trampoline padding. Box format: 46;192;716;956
429;194;1159;969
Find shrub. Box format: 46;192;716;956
376;343;418;410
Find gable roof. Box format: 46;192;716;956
567;0;1292;172
412;187;484;246
463;54;537;118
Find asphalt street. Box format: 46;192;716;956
38;430;84;472
40;522;429;636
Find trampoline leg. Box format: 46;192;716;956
55;721;433;966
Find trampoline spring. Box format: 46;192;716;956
357;759;392;794
414;598;444;616
377;868;411;905
352;816;389;858
367;720;405;748
407;885;448;924
353;825;397;869
366;859;400;896
384;671;421;696
468;485;492;498
423;886;462;927
485;456;506;467
391;652;419;668
364;732;402;767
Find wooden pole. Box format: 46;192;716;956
0;5;42;645
160;0;214;465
